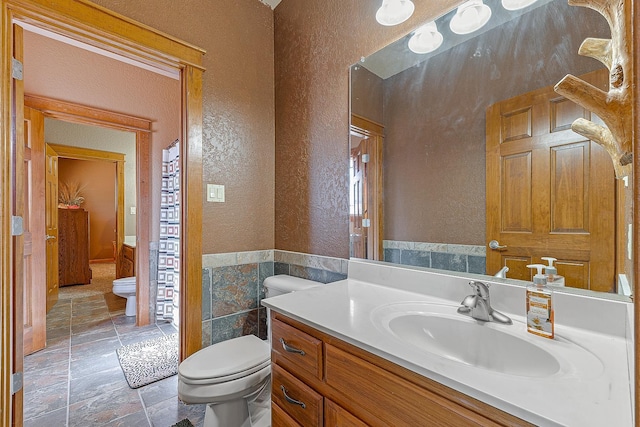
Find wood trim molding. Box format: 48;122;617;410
633;0;639;422
47;143;126;162
24;95;152;132
47;143;127;302
2;3;204;420
180;66;203;359
351;114;384;136
6;0;205;71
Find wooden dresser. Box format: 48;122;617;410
58;208;91;286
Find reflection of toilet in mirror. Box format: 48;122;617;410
112;276;136;316
178;275;320;427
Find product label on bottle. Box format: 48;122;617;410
526;290;554;338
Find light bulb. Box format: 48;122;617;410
450;0;492;35
376;0;415;26
408;22;443;54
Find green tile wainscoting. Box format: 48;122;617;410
200;250;348;348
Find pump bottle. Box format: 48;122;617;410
541;257;565;287
526;264;554;339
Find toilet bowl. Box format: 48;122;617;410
178;274;321;427
112;276;136;316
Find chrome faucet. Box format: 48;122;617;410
457;281;512;324
494;266;509;279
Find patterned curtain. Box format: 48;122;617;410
156;140;180;325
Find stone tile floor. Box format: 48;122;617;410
23;290;206;426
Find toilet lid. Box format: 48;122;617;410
113;276;136;285
179;334;270;384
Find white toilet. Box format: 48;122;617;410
112;276;136;316
178;274;321;427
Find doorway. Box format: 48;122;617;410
2;2;205;424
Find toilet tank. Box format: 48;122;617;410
263;275;322;344
263;274;321;298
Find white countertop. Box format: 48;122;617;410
262;262;633;427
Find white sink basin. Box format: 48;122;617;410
371;302;603;378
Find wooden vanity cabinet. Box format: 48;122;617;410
118;243;136;278
270;312;535;427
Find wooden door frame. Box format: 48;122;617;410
48;143;125;268
27;96;146;322
350;114;384;261
2;1;204;423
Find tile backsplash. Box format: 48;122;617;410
201;250;348;348
383;240;486;275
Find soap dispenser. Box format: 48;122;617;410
526;264;554;339
541;257;565;287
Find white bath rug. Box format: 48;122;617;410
116;333;179;388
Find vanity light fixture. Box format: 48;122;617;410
375;0;415;26
501;0;538;10
408;21;443;54
449;0;492;35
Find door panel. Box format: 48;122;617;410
486;69;615;292
45;144;59;311
23;107;46;355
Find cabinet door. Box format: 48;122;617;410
272;364;323;427
272;403;302;427
325;344;503;427
325;399;368;427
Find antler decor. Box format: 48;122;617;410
554;0;632;179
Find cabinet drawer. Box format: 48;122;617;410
122;244;135;261
272;364;323;427
272;402;302;427
271;318;323;380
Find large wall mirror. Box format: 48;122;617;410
349;0;632;299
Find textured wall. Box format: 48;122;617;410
91;0;276;255
381;2;607;245
274;0;461;259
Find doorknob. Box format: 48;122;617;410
46;235;56;240
489;240;507;250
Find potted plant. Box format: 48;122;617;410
58;181;86;209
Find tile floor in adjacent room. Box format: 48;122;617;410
23;269;206;426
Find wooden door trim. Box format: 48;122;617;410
633;0;640;421
350;114;384;261
2;2;204;419
48;143;126;280
24;95;151;132
23;106;46;355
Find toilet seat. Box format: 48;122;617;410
113;276;136;293
179;335;270;385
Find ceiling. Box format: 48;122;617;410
259;0;282;9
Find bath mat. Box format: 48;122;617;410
116;333;178;388
171;419;194;427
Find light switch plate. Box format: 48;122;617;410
130;206;136;215
207;184;225;202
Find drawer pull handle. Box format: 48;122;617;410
280;385;306;409
280;338;305;356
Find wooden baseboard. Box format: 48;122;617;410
89;258;115;264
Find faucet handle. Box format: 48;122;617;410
468;281;490;298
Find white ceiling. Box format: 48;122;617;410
259;0;282;9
